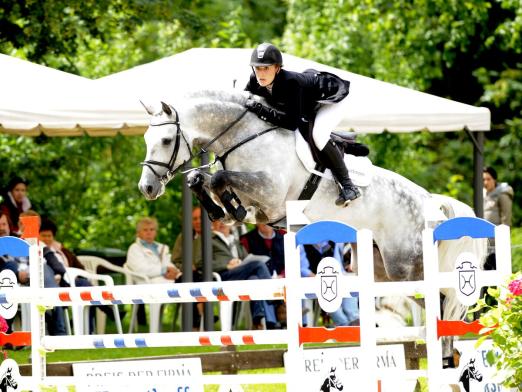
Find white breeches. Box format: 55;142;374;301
312;96;350;150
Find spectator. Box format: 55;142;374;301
483;166;514;226
126;217;181;283
240;224;287;327
0;176;31;235
172;207;209;330
126;217;182;329
208;220;278;330
39;218;122;332
0;211;27;284
172;207;203;280
39;218;90;287
0;211;67;335
240;224;285;276
300;241;359;327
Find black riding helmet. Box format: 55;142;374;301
250;43;283;66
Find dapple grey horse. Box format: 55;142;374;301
138;89;486;361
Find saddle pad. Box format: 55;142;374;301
295;131;373;187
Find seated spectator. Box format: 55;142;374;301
127;217;182;330
172;207;206;330
240;224;285;277
300;241;359;327
39;217;121;331
39;218;91;287
208;220;278;330
0;177;31;236
127;217;182;283
0;211;67;335
0;211;28;285
240;224;287;326
172;207;203;280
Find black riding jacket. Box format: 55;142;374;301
245;69;350;138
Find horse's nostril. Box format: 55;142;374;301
146;185;153;194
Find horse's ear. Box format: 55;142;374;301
160;101;172;116
140;100;155;115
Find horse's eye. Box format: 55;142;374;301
161;138;172;146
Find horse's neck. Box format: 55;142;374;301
180;91;247;153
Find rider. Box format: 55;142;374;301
244;42;360;206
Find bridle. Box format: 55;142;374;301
140;107;192;184
141;104;279;181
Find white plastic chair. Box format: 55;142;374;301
79;256;172;333
64;267;123;335
213;272;251;331
122;263;164;334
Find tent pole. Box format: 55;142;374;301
181;162;194;332
200;153;214;331
466;130;485;218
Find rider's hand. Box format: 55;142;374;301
245;99;261;113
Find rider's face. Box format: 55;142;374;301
254;65;280;87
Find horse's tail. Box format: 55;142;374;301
432;194;488;321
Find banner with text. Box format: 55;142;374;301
73;357;203;392
285;344;416;391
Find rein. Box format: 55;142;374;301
143;106;280;179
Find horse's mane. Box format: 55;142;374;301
184;88;249;107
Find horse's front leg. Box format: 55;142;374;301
210;170;280;224
186;170;225;221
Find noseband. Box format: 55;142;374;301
140;107;192;184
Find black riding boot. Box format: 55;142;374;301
320;140;361;206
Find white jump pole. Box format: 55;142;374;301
28;238;45;385
356;228;379;391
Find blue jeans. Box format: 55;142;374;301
219;260;276;325
43;264;67;336
329;297;359;326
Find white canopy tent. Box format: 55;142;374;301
0;48;490;137
0;48;489;214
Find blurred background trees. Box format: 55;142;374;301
0;1;520;259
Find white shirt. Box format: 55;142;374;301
126;238;173;283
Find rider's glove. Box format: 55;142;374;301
245;98;263;114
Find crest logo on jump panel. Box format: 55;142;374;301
457;261;477;297
320;267;338;303
316;257;343;313
0;270;18;320
454;252;481;306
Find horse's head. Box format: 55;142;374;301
467;359;483;382
460;358;483;385
3;368;17;389
139;101;192;200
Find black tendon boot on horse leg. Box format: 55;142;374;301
320;139;361;206
210;171;247;222
187;170;225;221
